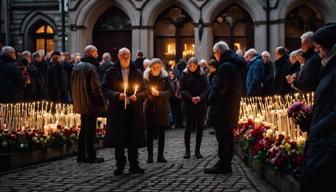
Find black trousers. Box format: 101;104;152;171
147;125;166;158
185;115;204;153
78;114;97;160
115;146;139;169
170;98;184;126
214;126;233;168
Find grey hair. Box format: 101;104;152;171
290;50;297;58
261;51;270;58
32;51;41;59
21;50;32;58
300;31;314;42
295;49;304;57
213;41;230;53
246;48;258;57
118;47;131;55
199;59;207;65
102;52;111;60
1;46;15;54
84;45;97;56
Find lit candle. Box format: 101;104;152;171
124;82;127;110
133;85;138;96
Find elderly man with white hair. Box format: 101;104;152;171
261;51;275;95
204;41;244;174
102;47;147;176
0;46;24;102
245;48;264;96
287;31;322;92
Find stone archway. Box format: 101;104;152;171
69;0;138;54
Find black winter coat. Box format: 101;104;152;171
262;61;275;96
48;61;68;102
0;54;24;103
144;69;172;127
34;61;48;99
274;55;291;94
208;50;243;129
300;53;336;191
102;61;147;148
293;48;322;92
71;56;107;116
181;68;210;117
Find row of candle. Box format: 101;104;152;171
0;101;99;133
240;92;314;142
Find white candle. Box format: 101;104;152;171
133;85;138;96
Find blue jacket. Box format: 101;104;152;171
246;55;264;96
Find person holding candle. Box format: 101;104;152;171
300;24;336;192
180;57;210;159
143;58;172;163
102;47;147;176
204;41;244;174
71;45;107;164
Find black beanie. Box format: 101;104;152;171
313;24;336;50
51;51;61;57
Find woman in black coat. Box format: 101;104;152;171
300;24;336;192
180;57;210;158
144;58;172;163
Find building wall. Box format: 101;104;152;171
4;0;336;60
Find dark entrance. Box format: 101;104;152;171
93;6;132;62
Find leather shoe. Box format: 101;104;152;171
183;152;190;159
129;166;145;174
87;157;105;163
114;168;124;176
194;151;203;159
157;156;167;163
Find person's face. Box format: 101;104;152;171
188;63;198;73
213;48;221;61
289;56;296;65
296;55;305;64
244;54;252;62
118;51;131;68
200;62;206;68
34;56;42;63
150;63;161;76
262;55;270;64
301;38;313;53
91;48;98;59
169;71;174;80
314;42;329;59
274;49;281;61
6;49;16;60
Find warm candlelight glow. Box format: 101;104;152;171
133;85;138;96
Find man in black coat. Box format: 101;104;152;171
0;46;24;103
274;47;291;94
98;52;114;82
300;24;336;192
72;45;107;163
47;51;68;103
204;41;243;174
102;47;147;176
31;52;48;99
261;51;275;96
287;31;322;92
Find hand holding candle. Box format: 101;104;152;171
151;86;159;96
124;82;128;109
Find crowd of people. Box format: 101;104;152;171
0;24;336;191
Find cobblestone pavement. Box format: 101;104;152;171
0;128;274;192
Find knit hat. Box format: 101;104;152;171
313;24;336;50
149;58;163;68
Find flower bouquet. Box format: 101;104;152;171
287;101;312;132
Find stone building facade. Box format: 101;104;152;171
1;0;336;63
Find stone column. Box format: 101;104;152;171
194;25;213;61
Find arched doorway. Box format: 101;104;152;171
154;7;195;67
285;5;323;51
212;4;254;52
31;22;55;53
93;6;132;62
